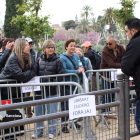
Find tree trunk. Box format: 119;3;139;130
36;38;39;51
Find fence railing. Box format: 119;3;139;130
0;71;139;140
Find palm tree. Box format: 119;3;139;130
75;19;92;34
90;17;103;32
81;5;94;20
101;7;115;33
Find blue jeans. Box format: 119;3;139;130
135;99;140;132
34;94;57;136
101;77;115;113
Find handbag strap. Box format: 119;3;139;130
65;55;78;70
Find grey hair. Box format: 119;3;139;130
107;35;117;41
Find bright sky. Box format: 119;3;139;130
0;0;140;27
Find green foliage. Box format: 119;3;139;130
101;7;115;33
63;20;78;30
113;0;136;30
92;46;104;54
76;19;92;34
33;47;43;55
76;38;82;45
4;0;23;39
81;5;94;20
55;40;65;56
91;17;104;33
11;0;55;50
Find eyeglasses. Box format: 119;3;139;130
106;41;115;45
46;47;55;49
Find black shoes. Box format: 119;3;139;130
70;123;81;130
62;126;69;133
62;123;81;133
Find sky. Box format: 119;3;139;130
0;0;140;28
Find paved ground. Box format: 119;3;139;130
14;111;140;140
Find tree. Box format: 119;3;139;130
113;0;136;30
76;19;92;34
83;32;100;45
4;0;23;39
11;0;55;50
113;0;136;46
52;33;67;43
101;7;115;33
81;5;94;20
90;17;103;33
63;20;78;30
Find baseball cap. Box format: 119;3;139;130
82;42;92;47
25;37;33;43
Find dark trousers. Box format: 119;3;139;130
101;77;115;113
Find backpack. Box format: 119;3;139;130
85;58;89;71
92;50;102;69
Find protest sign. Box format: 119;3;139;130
22;77;40;93
69;95;96;120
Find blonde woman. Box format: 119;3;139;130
32;39;63;139
0;38;36;82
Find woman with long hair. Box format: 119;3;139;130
0;38;36;82
0;38;36;140
0;38;15;72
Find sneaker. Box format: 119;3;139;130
75;123;81;130
49;134;55;139
31;133;43;139
62;126;69;133
31;134;37;139
70;123;81;130
77;118;83;122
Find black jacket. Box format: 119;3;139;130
84;48;96;69
121;30;140;99
84;48;96;75
30;49;40;64
36;53;64;96
0;52;36;83
0;49;11;72
0;39;4;49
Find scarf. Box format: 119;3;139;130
22;53;30;60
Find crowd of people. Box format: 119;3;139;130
0;17;140;139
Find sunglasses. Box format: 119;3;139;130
106;41;115;45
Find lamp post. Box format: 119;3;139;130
22;33;25;39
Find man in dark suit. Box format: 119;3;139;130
121;18;140;132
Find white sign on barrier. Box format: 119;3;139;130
22;77;40;93
69;95;96;120
111;69;123;81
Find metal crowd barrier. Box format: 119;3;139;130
122;74;139;139
0;72;139;139
0;81;121;140
85;69;117;131
0;82;84;140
